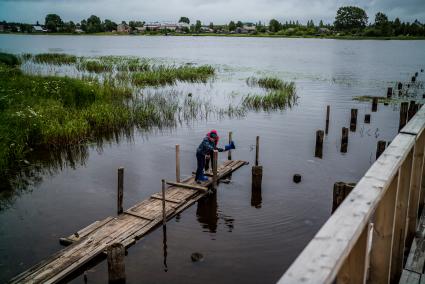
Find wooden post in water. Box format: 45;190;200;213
364;114;371;124
175;144;180;183
213;150;218;189
387;87;393;99
412;76;416;83
117;168;124;215
161;179;166;226
315;130;324;158
398;82;403;90
350;109;358;132
340;127;349;153
332;182;355;213
252;136;263;191
325;105;330;134
228;131;232;160
372;97;378;112
408;101;417;121
107;243;126;284
255;136;260;166
376;140;386;159
399;102;409;132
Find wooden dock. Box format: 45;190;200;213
10;159;247;284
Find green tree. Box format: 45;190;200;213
86;15;102;33
195;20;202;32
209;22;214;30
319;20;324;28
334;6;368;32
393;18;402;36
236;21;243;28
45;14;63;32
374;12;390;36
104;19;117;32
269;19;281;32
228;21;236;31
179;17;190;24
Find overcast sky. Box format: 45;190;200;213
1;0;424;25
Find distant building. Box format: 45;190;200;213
235;27;249;34
0;25;4;32
161;24;178;31
318;28;331;34
200;26;214;33
243;25;256;33
32;25;47;32
144;23;161;31
75;28;84;33
117;23;130;33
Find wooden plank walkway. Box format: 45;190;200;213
10;159;247;284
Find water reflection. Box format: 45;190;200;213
162;225;168;272
251;185;262;209
196;191;234;233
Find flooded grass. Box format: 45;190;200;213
33;53;78;65
246;76;286;90
77;60;113;73
0;52;20;66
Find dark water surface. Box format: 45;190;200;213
0;35;425;283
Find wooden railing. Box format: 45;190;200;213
278;105;425;284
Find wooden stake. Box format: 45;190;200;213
387;87;393;99
399;102;408;132
325;105;330;134
107;243;126;284
315;130;324;158
364;114;371;124
372;97;378;112
213;150;218;188
398;82;403;90
117;168;124;215
332;182;355;213
175;144;180;182
376;140;386;159
251;165;263;193
350;109;358;132
341;127;349;153
161;179;166;225
408;100;417;121
255;136;260;166
228;131;232;160
412;76;416;83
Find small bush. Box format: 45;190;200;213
0;53;20;66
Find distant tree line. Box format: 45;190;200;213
1;7;424;37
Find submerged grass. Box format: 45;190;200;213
246;76;285;90
33;53;78;65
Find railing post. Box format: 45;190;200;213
390;150;413;283
406;132;425;248
337;225;369;284
369;174;399;283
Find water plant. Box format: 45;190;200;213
246;76;286;90
33;53;77;65
243;79;296;110
77;60;113;73
0;52;20;66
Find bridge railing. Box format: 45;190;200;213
278;105;425;284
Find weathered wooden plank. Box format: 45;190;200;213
150;194;181;203
165;181;208;191
401;105;425;136
60;216;115;245
277;134;415;284
399;269;421;284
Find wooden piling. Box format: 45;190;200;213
372;97;378;112
175;145;180;183
399;102;409;132
398;82;403;90
325;105;330;134
107;243;126;284
364;114;371;124
251;165;263;193
228;131;232;160
350;109;358;132
408;100;417;121
332;182;355;213
315;130;324;158
161;179;166;225
117;168;124;215
340;127;349;153
255;136;260;166
415;72;419;77
387;87;392;99
213;150;218;188
412;76;416;83
376;140;386;159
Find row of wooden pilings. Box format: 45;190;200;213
103;132;262;283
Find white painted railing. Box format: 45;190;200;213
278;105;425;284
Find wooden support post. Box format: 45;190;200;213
387;87;393;99
341;127;349;153
369;175;399;283
372;97;378;112
161;179;166;226
228;131;232;160
331;182;355;213
117;168;124;215
213;150;218;188
252;165;263;193
412;76;416;83
175;144;180;183
337;225;369;284
408;101;417;121
364;114;371;124
398;82;403;90
399;102;409;132
325;105;330;134
406;133;425;249
415;72;418;77
315;130;324;158
255;136;260;166
376;140;386;160
390;150;413;283
350;109;358;132
107;243;126;284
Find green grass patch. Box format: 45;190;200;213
33;53;77;65
247;76;285;90
0;53;20;66
243;79;296;110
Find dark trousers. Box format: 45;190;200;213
196;151;205;181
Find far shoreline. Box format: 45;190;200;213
1;32;425;40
